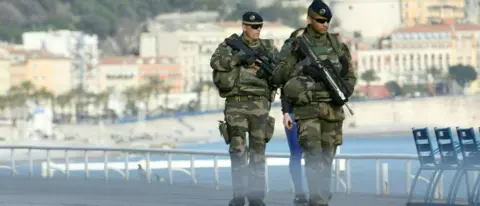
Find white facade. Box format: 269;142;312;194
357;48;452;85
97;64;139;93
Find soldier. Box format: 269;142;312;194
272;0;357;205
209;11;278;206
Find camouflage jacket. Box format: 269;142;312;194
210;33;278;99
272;26;357;121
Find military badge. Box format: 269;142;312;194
249;15;255;21
319;9;326;15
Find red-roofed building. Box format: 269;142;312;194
98;56;183;93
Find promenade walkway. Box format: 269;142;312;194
0;177;412;206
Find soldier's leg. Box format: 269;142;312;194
314;120;342;205
246;99;270;204
295;117;327;205
225;104;249;205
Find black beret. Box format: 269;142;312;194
308;0;332;19
242;11;263;25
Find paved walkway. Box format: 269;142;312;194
0;177;414;206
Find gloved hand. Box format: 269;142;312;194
302;65;323;82
233;52;256;66
320;59;335;70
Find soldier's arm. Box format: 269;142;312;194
280;90;292;114
340;43;357;96
271;38;297;86
210;41;237;72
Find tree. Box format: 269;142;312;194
448;64;478;87
384;81;402;97
427;67;443;81
360;69;379;97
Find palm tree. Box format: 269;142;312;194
137;84;153;116
193;80;216;110
162;84;172;111
33;87;54;102
7;84;33;120
360;69;380;97
145;76;172;111
20;81;35;97
56;93;72;118
94;91;109;118
0;95;6;116
67;87;89;123
123;87;139;116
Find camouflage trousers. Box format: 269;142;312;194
296;117;343;205
224;97;270;201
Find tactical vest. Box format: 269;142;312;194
283;33;344;106
213;37;275;99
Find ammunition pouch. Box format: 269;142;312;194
267;89;277;102
265;116;275;143
212;67;241;97
218;120;230;144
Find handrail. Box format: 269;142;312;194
0;145;419;160
0;145;446;199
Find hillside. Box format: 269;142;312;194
0;0;304;56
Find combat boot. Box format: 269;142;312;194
308;199;328;206
293;194;308;205
228;197;245;206
248;199;265;206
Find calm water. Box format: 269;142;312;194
181;135;418;154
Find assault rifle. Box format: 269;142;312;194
297;35;354;115
225;34;275;83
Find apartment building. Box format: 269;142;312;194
400;0;465;27
357;21;480;86
98;56;183;93
22;30;100;90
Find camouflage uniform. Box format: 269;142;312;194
210;26;278;205
272;24;357;205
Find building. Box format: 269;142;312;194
400;0;465;27
357;21;480;86
0;46;11;95
137;57;183;93
24;53;73;95
98;57;140;93
22;30;99;91
98;56;182;93
0;46;74;95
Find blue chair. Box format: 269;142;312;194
407;127;440;204
429;127;470;204
455;127;480;205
